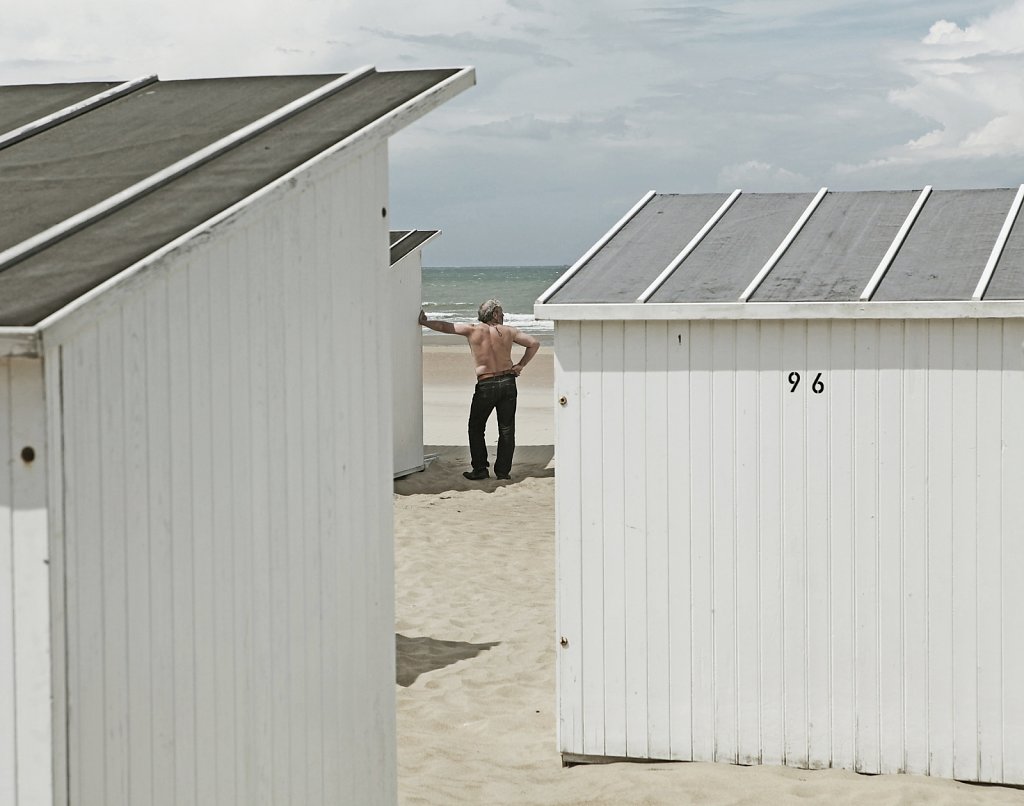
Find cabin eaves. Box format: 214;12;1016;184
0;66;474;353
536;187;1024;322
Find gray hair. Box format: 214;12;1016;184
478;298;503;323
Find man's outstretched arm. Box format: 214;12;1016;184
419;310;473;336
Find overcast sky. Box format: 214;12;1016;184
4;1;1024;265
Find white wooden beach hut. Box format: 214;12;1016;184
388;229;440;478
0;67;473;806
535;187;1024;785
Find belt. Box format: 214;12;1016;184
476;370;516;382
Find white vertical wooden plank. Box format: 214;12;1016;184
122;293;155;805
643;321;670;759
926;320;955;779
245;201;273;806
1001;320;1024;784
902;321;930;776
734;321;761;765
827;320;856;771
227;231;255;805
296;183;323;805
688;321;714;762
317;165;343;806
781;320;807;768
600;321;627;757
207;237;237;806
757;321;784;766
579;320;605;755
9;359;51;806
780;320;810;768
951;319;979;782
261;180;290;806
43;348;66;806
853;319;880;774
45;347;68;806
361;146;396;804
623;321;649;758
97;309;129;805
65;325;106;805
167;263;197;803
187;257;218;806
0;360;16;806
876;320;904;774
280;188;309;802
976;320;1003;783
711;322;737;764
374;148;399;806
804;320;831;769
666;323;693;761
555;322;584;755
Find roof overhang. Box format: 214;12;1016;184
535;299;1024;322
0;329;40;358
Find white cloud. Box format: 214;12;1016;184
718;160;812;191
861;0;1024;165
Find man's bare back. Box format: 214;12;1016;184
419;304;539;378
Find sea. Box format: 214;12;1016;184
420;265;567;345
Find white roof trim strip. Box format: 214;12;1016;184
0;74;158;152
973;183;1024;300
859;185;931;301
739;187;827;302
536;190;656;304
0;66;376;274
35;66;476;340
535;300;1024;321
637;189;741;303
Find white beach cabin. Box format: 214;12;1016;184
536;187;1024;785
388;229;440;478
0;67;473;806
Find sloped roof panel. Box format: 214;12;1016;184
650;192;813;303
390;230;438;265
550;193;731;303
0;81;120;134
0;75;336;253
0;69;464;326
873;188;1016;301
752;190;919;302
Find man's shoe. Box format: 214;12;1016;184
495;473;511;480
463;469;489;480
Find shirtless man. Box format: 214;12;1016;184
419;299;540;480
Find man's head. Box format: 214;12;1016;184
478;298;504;324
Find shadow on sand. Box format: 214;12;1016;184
393;445;554;496
395;633;501;687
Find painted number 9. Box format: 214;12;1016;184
788;371;825;394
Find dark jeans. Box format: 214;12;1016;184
468;375;517;476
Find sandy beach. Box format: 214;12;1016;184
393;345;1022;806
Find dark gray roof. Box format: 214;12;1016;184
0;81;120;134
545;189;1024;305
0;69;463;326
389;230;438;265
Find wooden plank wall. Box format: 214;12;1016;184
0;357;52;806
555;318;1024;784
389;249;425;478
50;143;397;806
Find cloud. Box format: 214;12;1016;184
458;111;637;142
845;0;1024;169
718;160;812;191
